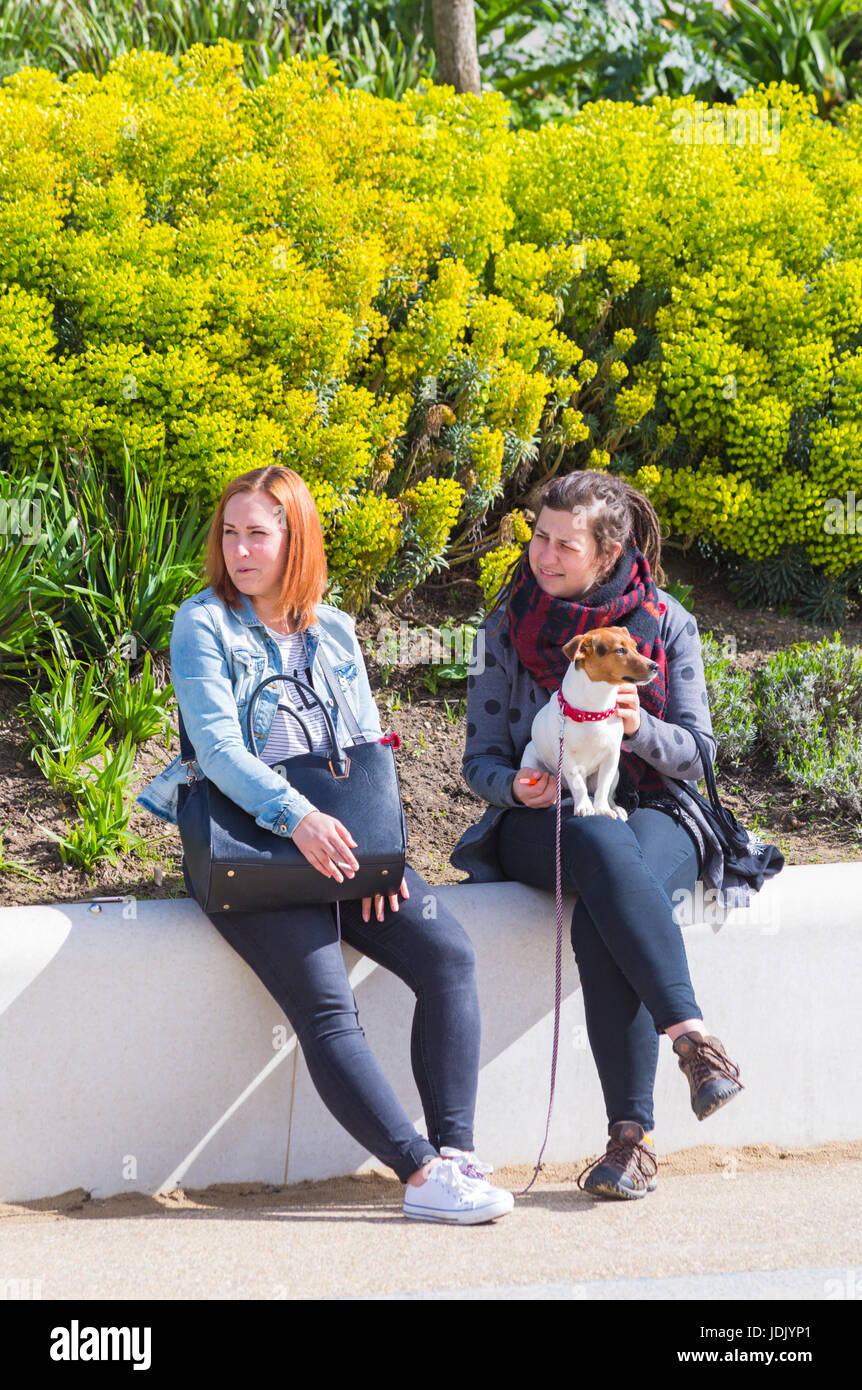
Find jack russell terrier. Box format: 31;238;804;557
519;627;659;820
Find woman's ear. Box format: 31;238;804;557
594;540;623;587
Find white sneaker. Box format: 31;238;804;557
402;1158;514;1225
439;1146;494;1180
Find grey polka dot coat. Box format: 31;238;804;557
450;589;729;895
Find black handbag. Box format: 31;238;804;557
176;645;407;913
670;726;784;898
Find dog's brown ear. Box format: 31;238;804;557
563;634;588;664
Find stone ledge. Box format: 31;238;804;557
1;863;859;1202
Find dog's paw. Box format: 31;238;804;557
573;803;595;817
614;806;628;822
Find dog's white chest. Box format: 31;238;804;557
518;627;655;822
531;701;622;774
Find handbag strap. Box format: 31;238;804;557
247;672;346;771
315;644;367;745
683;726;784;877
178;706;192;759
271;703;315;754
177;682;323;759
680;726;744;841
176;633;368;773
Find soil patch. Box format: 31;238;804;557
0;557;860;909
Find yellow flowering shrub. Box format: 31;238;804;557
2;52;861;609
385;260;477;388
470;427;506;496
479;545;522;607
560;409;591;445
401;476;465;556
327;492;403;612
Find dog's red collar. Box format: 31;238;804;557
557;690;616;723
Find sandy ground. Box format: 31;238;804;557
3;1139;860;1224
1;1144;861;1301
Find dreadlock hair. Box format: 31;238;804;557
486;470;666;637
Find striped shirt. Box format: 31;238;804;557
258;627;331;764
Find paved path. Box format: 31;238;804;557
2;1161;861;1301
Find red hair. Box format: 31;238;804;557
206;467;328;632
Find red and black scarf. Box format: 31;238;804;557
505;536;669;811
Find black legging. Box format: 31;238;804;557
497;806;702;1133
184;860;481;1182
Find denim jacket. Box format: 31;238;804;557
135;586;383;838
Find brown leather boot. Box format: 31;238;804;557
576;1121;658;1200
673;1031;743;1120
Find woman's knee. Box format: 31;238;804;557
294;986;364;1047
442;926;477;979
400;871;478;975
627;810;700;889
410;913;478;983
559;812;635;878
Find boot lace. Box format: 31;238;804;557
685;1037;744;1092
576;1136;658;1191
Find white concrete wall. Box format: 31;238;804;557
1;863;860;1202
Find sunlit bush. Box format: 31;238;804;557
2;49;861;612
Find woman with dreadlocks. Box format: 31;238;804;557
451;471;743;1199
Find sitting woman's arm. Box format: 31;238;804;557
170;602;318;838
621;608;717;779
460;606;716;806
461;622;523;809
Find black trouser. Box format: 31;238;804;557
497;807;702;1132
185;861;481;1182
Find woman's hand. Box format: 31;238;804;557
512;767;558;807
615;682;642;738
292;811;359;882
292;814;408;921
362;875;409;923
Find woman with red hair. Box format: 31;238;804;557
138;466;513;1225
